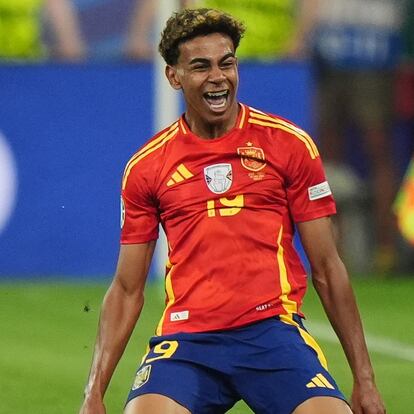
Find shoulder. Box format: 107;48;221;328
122;121;180;190
246;105;319;160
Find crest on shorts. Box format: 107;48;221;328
237;146;266;172
204;163;232;194
131;365;151;390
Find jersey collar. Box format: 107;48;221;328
178;103;249;135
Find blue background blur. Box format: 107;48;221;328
0;62;312;278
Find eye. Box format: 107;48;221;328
192;64;208;72
221;59;235;68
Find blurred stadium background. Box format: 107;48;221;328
1;0;413;413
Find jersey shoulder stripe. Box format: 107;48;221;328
122;122;179;190
123;122;178;174
247;107;319;159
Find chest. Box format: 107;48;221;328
155;137;288;219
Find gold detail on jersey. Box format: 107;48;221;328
249;171;265;181
219;195;244;216
237;146;266;172
132;365;151;390
124;123;178;173
155;264;176;336
122;125;179;190
207;200;216;217
238;103;247;128
172;171;184;183
277;226;298;314
177;164;194;178
179;118;188;134
306;373;335;389
207;195;244;217
248;111;319;160
167;164;194;187
280;314;328;370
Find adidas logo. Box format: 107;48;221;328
167;163;194;187
306;373;335;389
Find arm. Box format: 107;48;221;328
286;0;320;58
44;0;86;61
124;0;157;60
79;241;156;414
124;0;191;60
297;217;385;414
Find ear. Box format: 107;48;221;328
165;65;182;90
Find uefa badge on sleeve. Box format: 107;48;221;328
120;196;125;228
204;163;233;194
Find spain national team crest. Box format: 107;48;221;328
131;364;151;390
204;163;232;194
237;146;266;172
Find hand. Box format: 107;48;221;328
79;395;106;414
351;380;386;414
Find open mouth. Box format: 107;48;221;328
203;90;229;110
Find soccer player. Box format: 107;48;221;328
79;8;385;414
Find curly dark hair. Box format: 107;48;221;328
159;8;245;66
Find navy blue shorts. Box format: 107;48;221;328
126;315;347;413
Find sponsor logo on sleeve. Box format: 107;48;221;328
308;181;332;201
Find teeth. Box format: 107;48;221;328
206;91;228;98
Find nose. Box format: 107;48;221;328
208;65;225;83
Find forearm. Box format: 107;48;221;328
311;257;375;384
84;279;143;399
44;0;85;59
288;0;320;56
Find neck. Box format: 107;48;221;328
185;103;239;139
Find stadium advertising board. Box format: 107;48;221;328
0;62;310;278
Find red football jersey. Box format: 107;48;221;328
121;104;336;335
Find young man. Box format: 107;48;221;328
79;8;385;414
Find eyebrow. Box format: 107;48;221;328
188;52;235;65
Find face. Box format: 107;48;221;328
166;32;239;131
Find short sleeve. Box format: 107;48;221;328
285;138;336;223
120;164;159;244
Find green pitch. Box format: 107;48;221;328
1;277;413;413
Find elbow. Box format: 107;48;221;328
111;274;145;306
310;254;347;290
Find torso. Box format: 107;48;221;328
121;104;336;335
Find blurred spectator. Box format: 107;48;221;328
394;0;414;272
125;0;297;61
395;0;414;128
125;0;189;61
124;0;157;60
0;0;85;62
183;0;297;60
291;0;404;273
